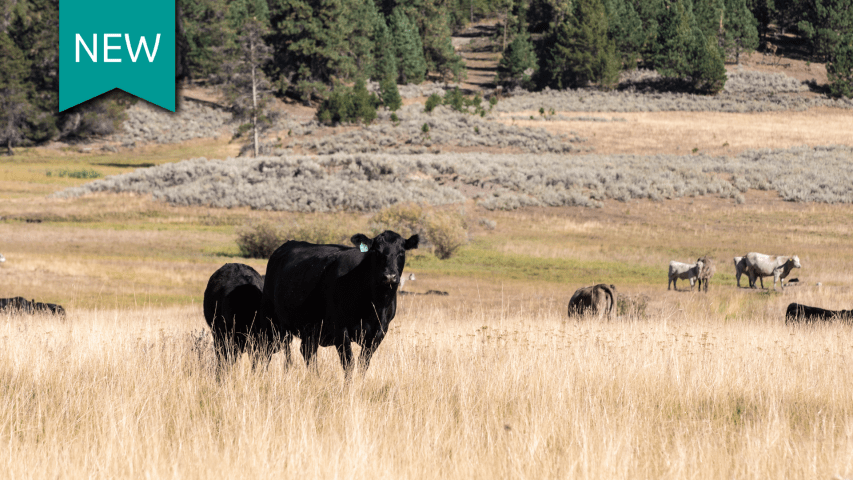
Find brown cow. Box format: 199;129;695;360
568;284;617;319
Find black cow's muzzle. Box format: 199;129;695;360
382;274;399;287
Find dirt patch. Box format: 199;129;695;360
452;21;500;91
728;50;827;85
498;107;853;156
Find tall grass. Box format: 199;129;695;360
3;295;853;479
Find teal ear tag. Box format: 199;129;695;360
360;243;368;252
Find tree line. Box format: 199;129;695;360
497;0;852;96
1;0;851;153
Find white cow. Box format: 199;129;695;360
744;252;801;291
668;259;704;291
733;256;752;287
399;272;416;291
0;253;5;263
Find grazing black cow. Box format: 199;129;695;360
33;302;66;316
0;297;33;313
785;303;852;325
261;230;419;374
0;297;66;316
203;263;275;366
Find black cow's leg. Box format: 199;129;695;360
358;330;385;373
281;331;293;369
335;339;354;376
300;334;320;369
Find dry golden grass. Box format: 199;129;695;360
3;290;853;479
499;107;853;156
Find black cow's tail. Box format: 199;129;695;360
602;284;617;319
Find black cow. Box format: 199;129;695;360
0;297;66;316
0;297;33;313
203;263;276;366
34;302;65;316
785;303;852;324
261;230;419;374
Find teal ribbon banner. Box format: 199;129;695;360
60;0;175;111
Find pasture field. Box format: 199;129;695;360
3;294;853;479
4;161;853;478
3;79;853;477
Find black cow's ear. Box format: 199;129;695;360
404;234;419;250
351;234;373;251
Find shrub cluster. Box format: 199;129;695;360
316;80;380;125
497;70;853;114
55;146;853;211
369;203;468;259
366;81;453;99
112;100;234;147
282;104;586;155
236;219;353;258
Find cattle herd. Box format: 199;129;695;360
203;230;419;373
0;233;847;369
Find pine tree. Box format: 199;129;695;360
689;28;727;93
351;0;380;79
380;75;402;110
224;18;273;157
227;0;270;31
646;0;696;78
496;29;537;88
374;15;398;80
797;0;853;61
723;0;759;64
268;0;352;100
377;0;464;80
605;0;644;69
390;8;426;84
419;0;465;79
8;0;58;142
827;34;853;97
541;0;620;89
180;0;231;81
0;31;32;154
693;0;724;39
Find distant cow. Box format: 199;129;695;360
0;297;32;313
733;256;752;287
568;284;616;319
696;255;715;293
203;263;274;366
399;273;416;291
785;303;851;324
34;302;65;316
745;253;800;290
0;253;5;263
668;259;703;291
261;230;419;374
0;297;65;316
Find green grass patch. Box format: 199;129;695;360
46;168;102;179
409;243;662;286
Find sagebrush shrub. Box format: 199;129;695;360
236;219;352;258
236;221;281;258
370;203;427;239
370;203;467;259
425;210;468;259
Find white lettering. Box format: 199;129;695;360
75;34;97;62
125;34;160;63
103;34;122;63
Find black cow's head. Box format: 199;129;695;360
351;231;419;289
